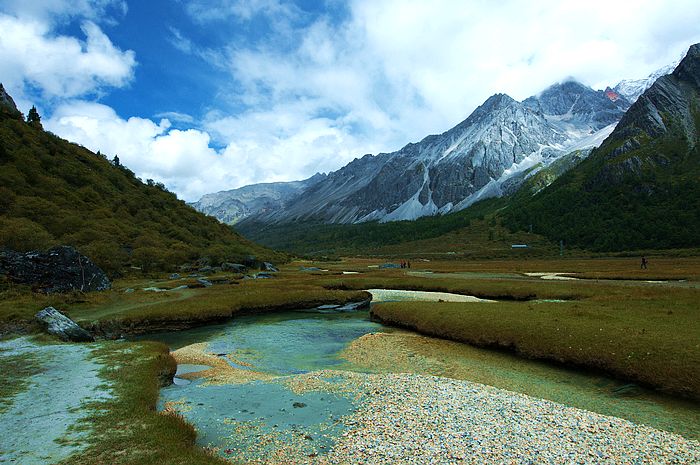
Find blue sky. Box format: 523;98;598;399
1;0;700;200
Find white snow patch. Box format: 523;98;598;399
380;165;439;222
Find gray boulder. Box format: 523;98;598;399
169;273;181;280
35;307;94;342
221;262;247;273
197;278;213;287
261;262;279;272
0;246;111;293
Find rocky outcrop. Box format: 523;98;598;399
35;306;94;342
261;262;279;272
0;246;111;293
221;262;247;273
0;83;22;119
524;80;630;131
595;43;700;167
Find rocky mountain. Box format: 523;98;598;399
613;61;679;103
190;173;326;225
523;80;630;132
235;80;627;228
504;43;700;251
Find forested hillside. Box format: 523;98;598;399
503;44;700;251
0;90;282;275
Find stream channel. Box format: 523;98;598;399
148;306;699;463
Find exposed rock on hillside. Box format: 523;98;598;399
0;246;111;293
190;173;326;225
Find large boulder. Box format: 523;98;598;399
0;246;111;293
221;262;247;273
35;306;94;342
261;262;279;272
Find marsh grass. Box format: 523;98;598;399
59;341;226;465
0;350;43;413
372;289;700;399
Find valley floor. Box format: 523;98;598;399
0;255;699;463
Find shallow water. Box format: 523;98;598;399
154;309;699;463
0;337;112;464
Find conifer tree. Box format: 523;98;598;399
26;106;42;129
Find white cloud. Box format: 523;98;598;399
183;0;298;24
1;0;127;25
9;0;700;203
0;14;135;106
44;99;378;201
181;0;700;199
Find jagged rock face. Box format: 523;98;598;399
190;173;326;224
35;306;95;342
600;43;700;163
0;246;111;293
523;80;630;131
224;61;682;227
0;83;21;119
613;61;679;103
245;89;606;225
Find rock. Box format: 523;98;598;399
336;300;371;312
261;262;279;272
255;272;273;279
0;246;111;293
0;83;22;119
169;273;181;280
198;266;214;275
316;304;341;310
221;262;247;273
35;306;94;342
300;266;322;272
197;278;213;287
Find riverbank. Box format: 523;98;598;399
154;309;700;463
370;292;700;400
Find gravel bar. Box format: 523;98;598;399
315;372;699;465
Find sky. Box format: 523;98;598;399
1;0;699;201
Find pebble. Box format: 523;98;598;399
313;372;700;465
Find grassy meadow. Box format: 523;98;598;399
1;254;698;463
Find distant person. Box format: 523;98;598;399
641;256;648;269
407;261;411;269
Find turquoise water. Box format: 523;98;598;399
153;309;699;462
156;311;382;462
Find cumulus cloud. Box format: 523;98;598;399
44;99;376;201
177;0;700;199
0;14;135;106
9;0;700;202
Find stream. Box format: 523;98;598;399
151;308;699;463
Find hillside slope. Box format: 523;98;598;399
0;87;282;274
504;44;700;251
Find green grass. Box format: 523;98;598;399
0;349;43;413
59;341;226;465
371;287;700;400
0;272;369;334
